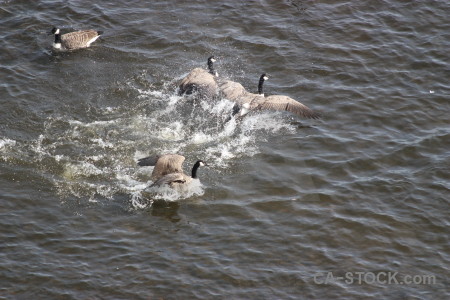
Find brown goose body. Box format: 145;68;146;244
52;27;102;50
179;56;219;98
151;172;194;188
219;80;248;103
138;154;185;181
137;154;207;189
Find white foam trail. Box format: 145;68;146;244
129;179;205;209
137;89;163;99
143;179;205;201
0;138;16;150
63;162;103;179
90;138;114;148
158;121;185;141
241;111;295;134
131;192;150;209
190;131;213;144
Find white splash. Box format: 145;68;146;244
146;179;204;201
0;138;16;150
63;162;103;179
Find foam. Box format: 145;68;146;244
0;138;16;150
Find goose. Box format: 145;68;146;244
219;75;267;116
138;154;207;188
51;27;102;51
178;56;219;98
220;74;320;119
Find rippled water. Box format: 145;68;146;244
1;0;449;299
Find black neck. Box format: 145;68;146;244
191;162;201;178
258;76;265;95
54;33;61;44
208;61;216;76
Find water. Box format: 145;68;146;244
1;0;449;299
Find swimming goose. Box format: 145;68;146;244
178;56;219;98
138;154;207;188
51;27;102;50
220;74;320;119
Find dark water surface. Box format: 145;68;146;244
1;0;449;299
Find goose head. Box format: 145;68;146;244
207;56;218;77
195;160;208;167
50;27;62;49
50;27;60;35
191;160;208;179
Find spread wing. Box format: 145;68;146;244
219;80;266;108
260;95;320;119
151;154;185;180
219;80;247;102
61;30;100;49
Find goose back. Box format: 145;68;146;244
137;154;186;181
61;30;101;49
179;68;218;98
219;80;248;102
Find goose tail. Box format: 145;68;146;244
137;155;160;167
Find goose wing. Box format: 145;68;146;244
179;68;217;96
61;30;100;49
259;95;320;119
151;172;191;187
219;80;248;102
151;154;186;181
180;68;208;86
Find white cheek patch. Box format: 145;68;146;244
54;29;60;34
264;76;268;80
200;162;205;166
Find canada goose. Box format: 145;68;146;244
138;154;207;188
178;56;219;98
220;74;320;119
51;27;102;50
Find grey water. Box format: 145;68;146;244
0;0;449;299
